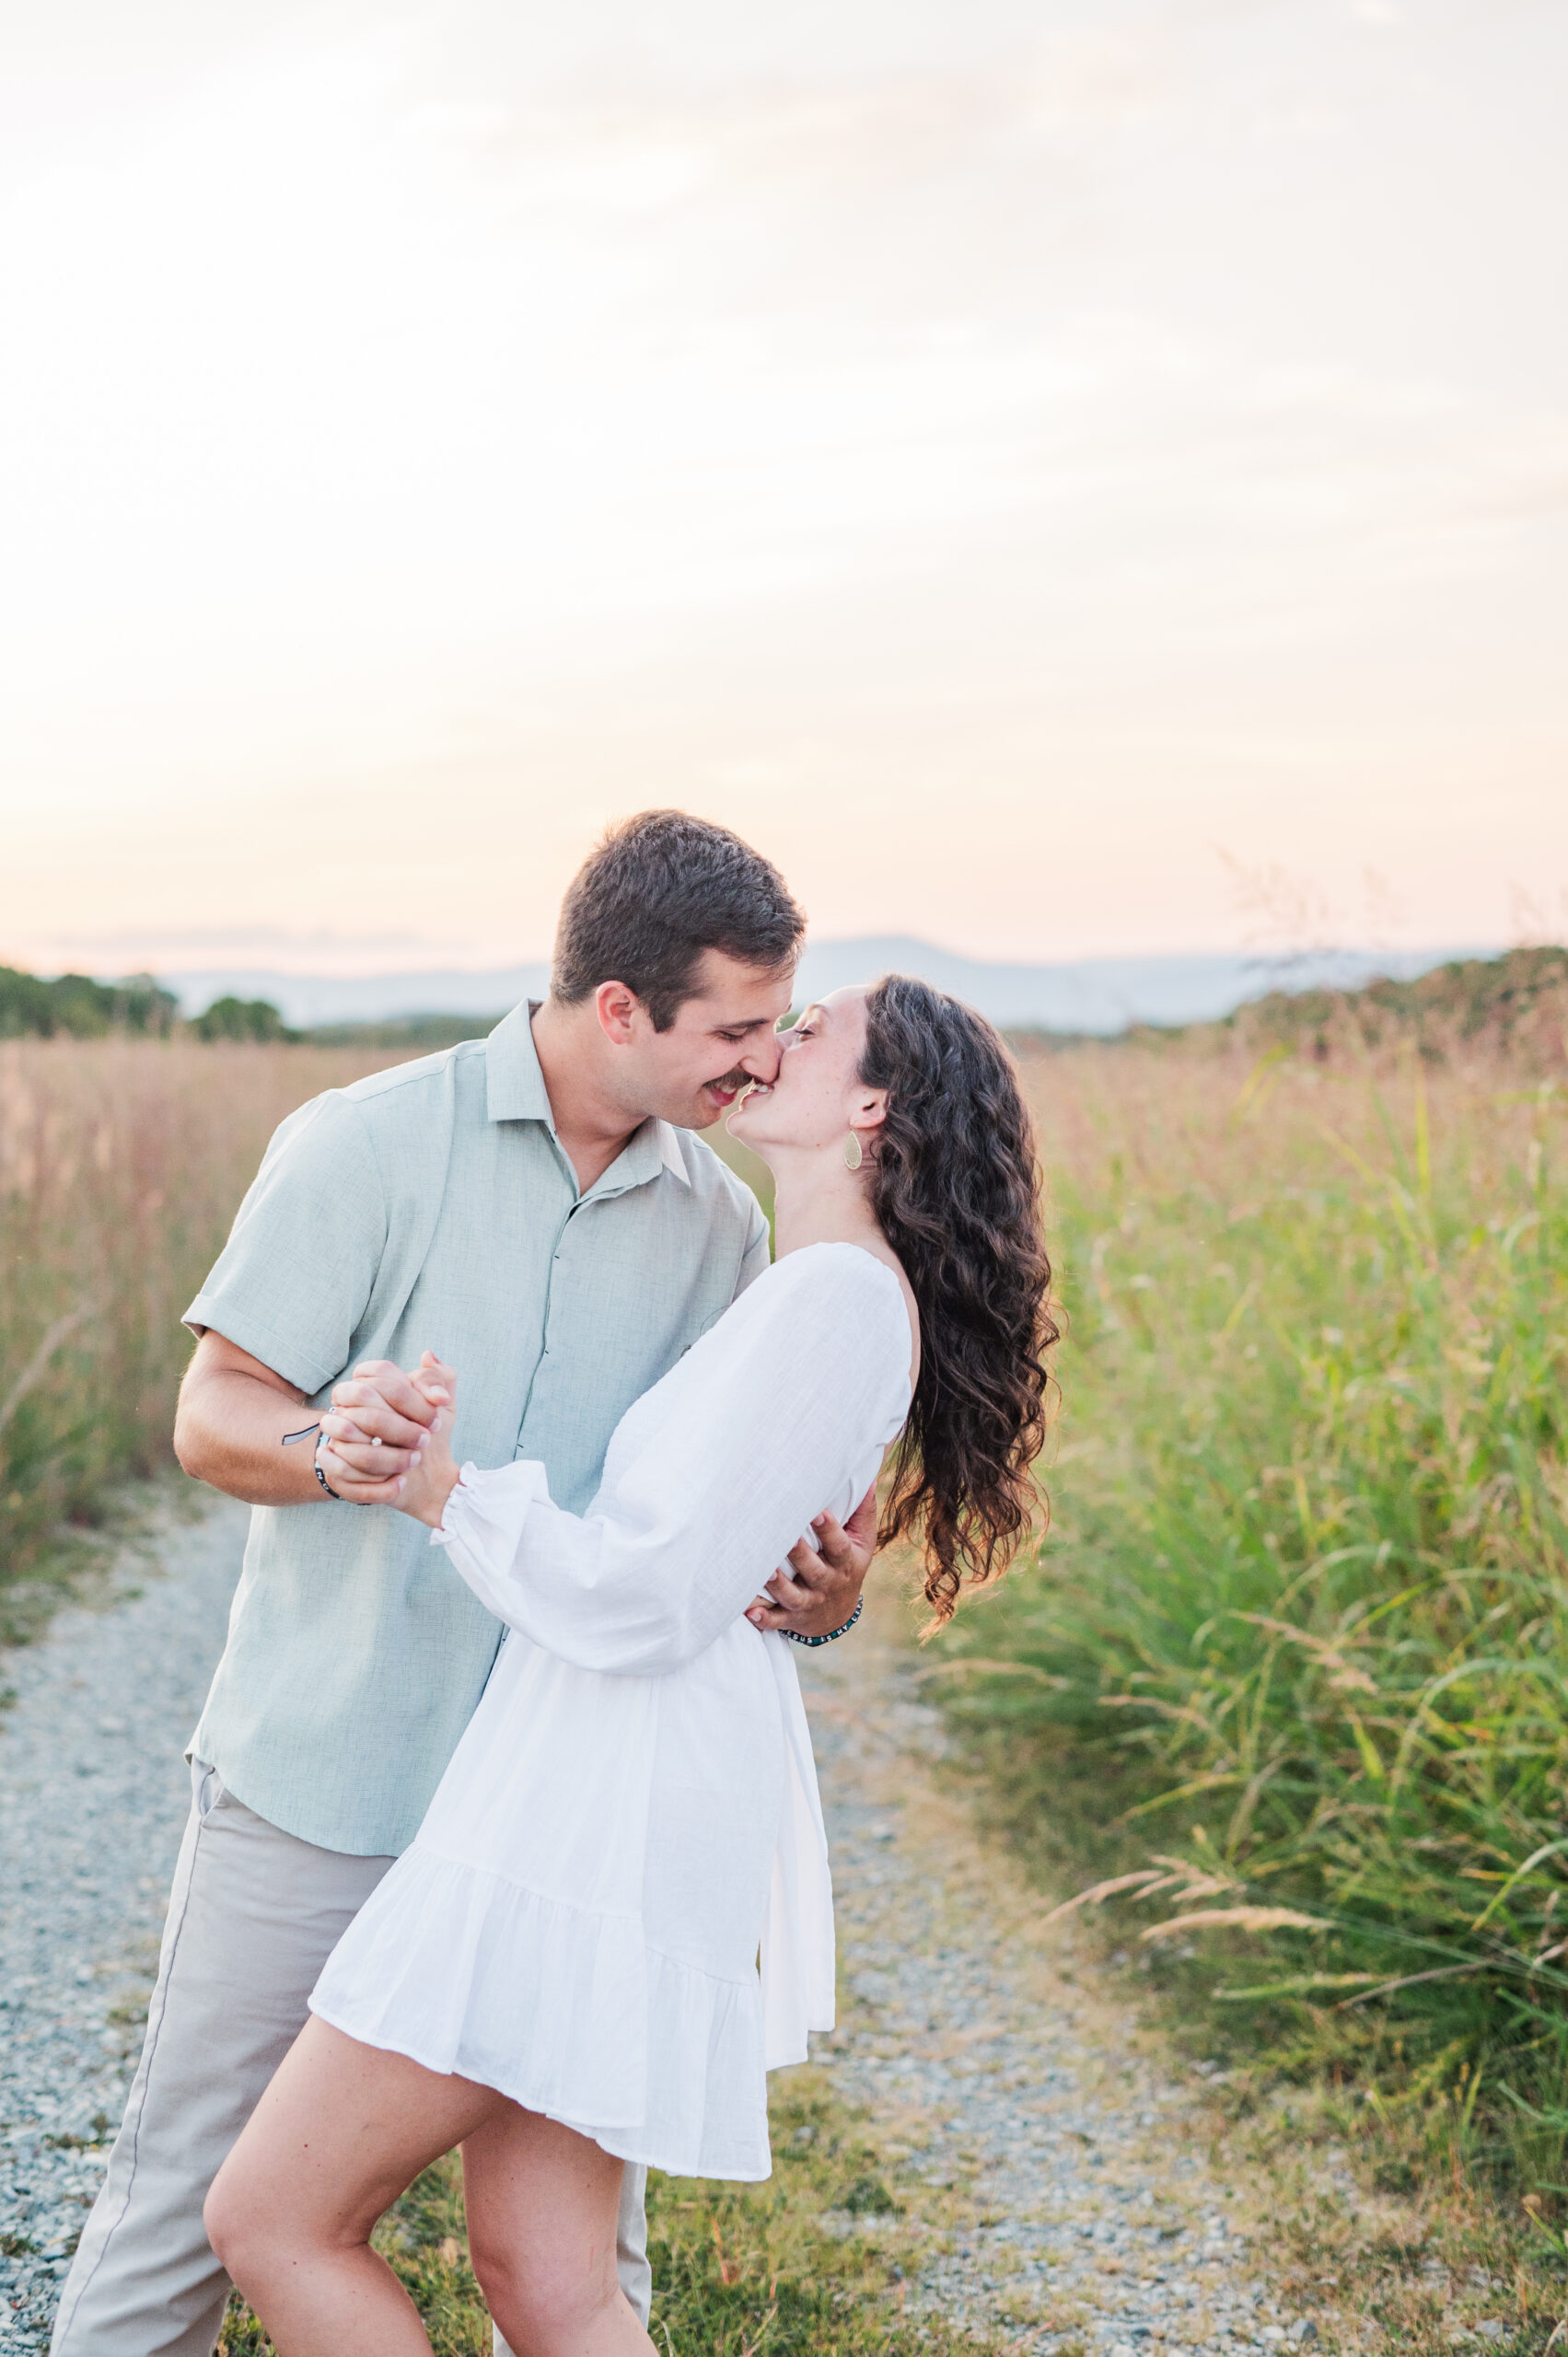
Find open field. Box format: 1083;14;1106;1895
5;985;1568;2334
941;1019;1568;2203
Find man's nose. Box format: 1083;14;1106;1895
742;1032;784;1084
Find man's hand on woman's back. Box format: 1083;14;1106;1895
745;1487;878;1641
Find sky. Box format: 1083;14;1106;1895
1;0;1564;977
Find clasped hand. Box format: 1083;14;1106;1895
317;1354;459;1527
317;1357;877;1637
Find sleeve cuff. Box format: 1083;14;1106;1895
180;1293;338;1399
429;1459;553;1562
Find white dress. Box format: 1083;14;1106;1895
308;1243;912;2181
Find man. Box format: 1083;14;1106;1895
52;812;875;2357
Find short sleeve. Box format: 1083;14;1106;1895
183;1092;388;1396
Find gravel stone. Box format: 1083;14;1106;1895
4;1512;1280;2356
1;1504;248;2351
796;1598;1274;2353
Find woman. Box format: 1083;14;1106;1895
205;976;1053;2357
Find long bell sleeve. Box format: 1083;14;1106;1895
429;1244;911;1677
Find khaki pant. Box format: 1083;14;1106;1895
50;1762;650;2357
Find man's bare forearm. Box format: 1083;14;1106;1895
174;1332;323;1507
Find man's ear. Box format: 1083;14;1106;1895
594;981;644;1047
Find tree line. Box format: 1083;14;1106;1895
0;966;295;1042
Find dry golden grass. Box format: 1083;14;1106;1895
936;1022;1568;2340
0;1037;391;1634
6;1001;1568;2343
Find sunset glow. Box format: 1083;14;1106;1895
2;1;1563;977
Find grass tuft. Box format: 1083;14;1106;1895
217;2075;1003;2355
941;1031;1568;2196
0;1037;402;1641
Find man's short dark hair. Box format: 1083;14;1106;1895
552;810;807;1031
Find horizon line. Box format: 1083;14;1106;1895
110;935;1514;986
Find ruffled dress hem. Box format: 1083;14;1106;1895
309;1843;780;2181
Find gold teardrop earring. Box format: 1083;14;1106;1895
843;1131;864;1170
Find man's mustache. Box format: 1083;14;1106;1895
707;1068;754;1096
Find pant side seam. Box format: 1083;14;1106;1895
50;1809;211;2349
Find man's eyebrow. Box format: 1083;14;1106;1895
710;1015;773;1033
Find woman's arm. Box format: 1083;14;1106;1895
319;1355;881;1642
327;1249;912;1676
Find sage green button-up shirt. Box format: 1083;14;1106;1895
183;1004;771;1856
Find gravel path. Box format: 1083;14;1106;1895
2;1508;1294;2356
799;1601;1301;2357
0;1503;248;2352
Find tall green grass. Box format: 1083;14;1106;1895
0;1038;387;1638
939;1037;1568;2182
12;1017;1568;2189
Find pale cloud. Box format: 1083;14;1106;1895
0;0;1563;970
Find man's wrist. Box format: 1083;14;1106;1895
782;1593;864;1648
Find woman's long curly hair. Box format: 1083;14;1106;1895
859;975;1056;1626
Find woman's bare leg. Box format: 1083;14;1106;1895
205;2017;505;2357
462;2109;657;2357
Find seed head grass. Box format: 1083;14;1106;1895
12;1006;1568;2327
0;1037;390;1640
938;1028;1568;2198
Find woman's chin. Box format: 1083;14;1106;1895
725;1102;775;1155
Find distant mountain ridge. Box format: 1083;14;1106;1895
157;940;1495;1038
1225;943;1568;1070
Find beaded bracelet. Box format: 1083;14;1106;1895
782;1593;864;1648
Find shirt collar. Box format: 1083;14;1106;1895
484;1002;554;1125
603;1118;691;1192
484;1002;691;1191
656;1122;691;1184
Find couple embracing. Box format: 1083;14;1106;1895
52;812;1052;2357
